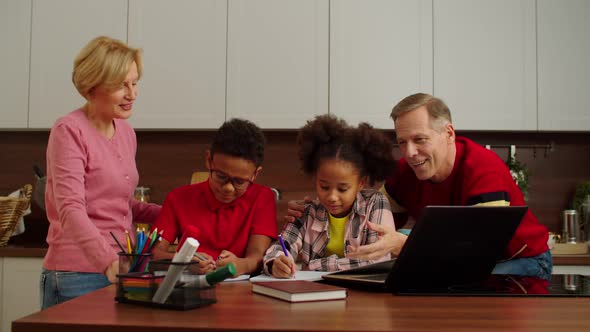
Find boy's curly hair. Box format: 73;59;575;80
296;114;396;186
210;118;265;166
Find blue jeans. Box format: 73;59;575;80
40;269;111;310
492;250;553;280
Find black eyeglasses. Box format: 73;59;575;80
209;160;255;191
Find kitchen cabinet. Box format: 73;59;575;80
1;257;43;332
433;0;537;131
226;0;329;129
329;0;432;129
553;265;590;276
537;0;590;131
127;0;227;129
0;0;31;129
28;0;127;129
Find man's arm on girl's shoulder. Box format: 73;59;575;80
283;196;313;223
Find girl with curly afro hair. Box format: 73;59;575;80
263;115;397;278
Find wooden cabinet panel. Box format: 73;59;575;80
28;0;127;128
226;0;329;129
128;0;227;129
1;258;43;332
329;0;432;128
0;0;31;128
433;0;537;130
537;0;590;131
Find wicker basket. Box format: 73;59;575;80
0;184;33;246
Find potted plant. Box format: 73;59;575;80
506;145;531;202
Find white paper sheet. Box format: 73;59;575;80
222;274;251;282
249;270;330;282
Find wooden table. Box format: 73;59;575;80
12;281;590;332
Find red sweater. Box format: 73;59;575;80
384;136;548;259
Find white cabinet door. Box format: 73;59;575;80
433;0;537;131
1;258;43;332
0;0;31;129
330;0;432;129
227;0;329;129
128;0;227;129
28;0;127;128
537;0;590;131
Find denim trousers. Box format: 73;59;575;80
40;269;111;310
492;250;553;280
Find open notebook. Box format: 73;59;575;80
322;206;527;293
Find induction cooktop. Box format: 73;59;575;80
398;274;590;297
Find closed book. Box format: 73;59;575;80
251;280;347;303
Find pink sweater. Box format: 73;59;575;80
44;109;160;273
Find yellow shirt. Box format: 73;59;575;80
325;213;348;258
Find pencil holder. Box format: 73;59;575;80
118;252;153;275
115;259;217;310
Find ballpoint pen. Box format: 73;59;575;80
278;234;289;257
278;234;296;277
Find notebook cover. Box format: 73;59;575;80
251;280;347;302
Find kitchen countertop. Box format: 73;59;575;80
1;244;589;265
0;244;47;258
552;254;590;265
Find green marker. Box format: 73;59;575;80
185;263;237;288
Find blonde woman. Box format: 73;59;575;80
41;36;160;309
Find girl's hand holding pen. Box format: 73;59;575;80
270;255;297;279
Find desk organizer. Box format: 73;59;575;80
115;259;216;310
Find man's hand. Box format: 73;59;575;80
283;196;312;223
346;222;407;260
270;255;297;279
104;259;119;283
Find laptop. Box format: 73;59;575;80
322;205;527;293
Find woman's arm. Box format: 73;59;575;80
130;200;161;224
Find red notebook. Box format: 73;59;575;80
251;280;347;303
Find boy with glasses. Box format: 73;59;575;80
152;119;277;277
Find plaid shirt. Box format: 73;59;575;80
263;189;394;273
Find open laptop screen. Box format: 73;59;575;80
387;205;527;292
323;206;526;293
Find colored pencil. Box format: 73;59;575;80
110;231;126;253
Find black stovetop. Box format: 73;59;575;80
399;274;590;297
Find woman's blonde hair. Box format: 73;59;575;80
72;36;143;99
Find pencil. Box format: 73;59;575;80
193;252;208;261
110;231;127;253
147;230;163;252
125;230;133;253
